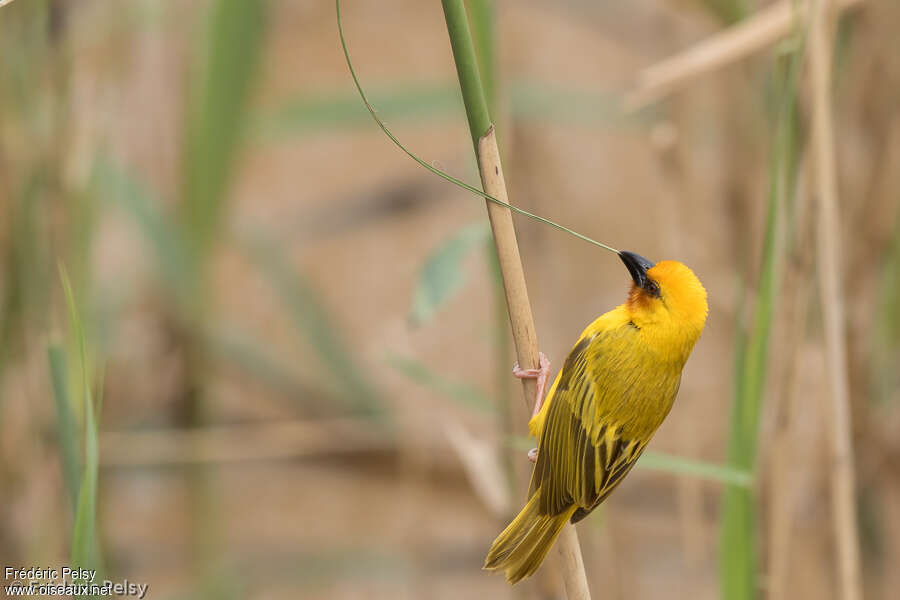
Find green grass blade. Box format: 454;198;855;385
697;0;748;24
409;221;491;326
720;26;806;600
873;224;900;405
70;393;100;583
59;265;103;586
95;156;190;299
256;84;463;139
181;0;265;262
507;435;750;486
209;326;338;413
0;172;54;396
509;82;652;128
386;353;493;414
638;451;753;488
257;81;651;142
241;234;385;420
48;345;81;512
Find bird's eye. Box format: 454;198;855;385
645;280;660;297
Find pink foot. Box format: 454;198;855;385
527;448;538;463
513;351;550;418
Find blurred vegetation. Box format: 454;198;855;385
0;1;897;599
720;32;804;599
57;265;104;586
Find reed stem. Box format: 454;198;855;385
440;1;591;596
808;1;863;598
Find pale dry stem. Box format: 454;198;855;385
478;126;592;600
808;1;863;598
624;0;865;111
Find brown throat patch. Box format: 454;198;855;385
626;284;652;312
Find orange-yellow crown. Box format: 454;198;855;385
625;259;708;361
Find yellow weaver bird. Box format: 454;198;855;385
484;251;708;584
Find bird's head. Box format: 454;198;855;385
619;251;708;357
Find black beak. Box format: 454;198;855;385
618;250;655;288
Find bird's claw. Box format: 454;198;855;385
527;448;538;463
512;351;550;379
512;352;551;419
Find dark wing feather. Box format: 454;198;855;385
530;327;655;521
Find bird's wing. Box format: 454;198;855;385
530;326;661;517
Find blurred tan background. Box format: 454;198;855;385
1;1;898;599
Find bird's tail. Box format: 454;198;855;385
483;492;577;584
